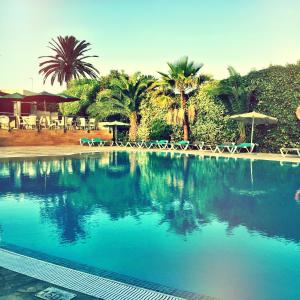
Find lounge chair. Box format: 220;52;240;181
103;139;114;146
79;138;93;146
192;141;214;151
115;140;125;146
156;140;169;149
231;143;257;154
280;147;300;157
125;141;137;147
171;141;190;150
192;141;205;150
145;140;168;149
135;140;146;148
214;142;235;153
145;140;159;149
91;138;104;146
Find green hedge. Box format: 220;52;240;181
190;81;238;144
244;63;300;152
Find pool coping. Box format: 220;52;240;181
0;242;211;300
0;248;182;300
0;247;214;300
0;145;300;164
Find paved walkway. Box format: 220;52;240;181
0;145;299;163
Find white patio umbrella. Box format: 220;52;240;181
229;111;278;144
101;121;130;141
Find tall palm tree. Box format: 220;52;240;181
39;35;99;86
158;56;203;141
88;73;154;141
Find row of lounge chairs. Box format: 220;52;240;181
80;138;257;154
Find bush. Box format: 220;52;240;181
149;119;173;140
61;79;101;115
137;97;170;140
190;81;238;144
243;63;300;152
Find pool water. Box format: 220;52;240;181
0;151;300;300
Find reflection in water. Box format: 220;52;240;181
295;189;300;203
0;152;300;243
1;152;300;300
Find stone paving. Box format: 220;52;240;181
0;267;98;300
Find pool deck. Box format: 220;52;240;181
0;145;299;163
0;267;96;300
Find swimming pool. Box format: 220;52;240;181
0;151;299;300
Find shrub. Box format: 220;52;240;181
190;81;238;144
243;63;300;152
149;119;173;140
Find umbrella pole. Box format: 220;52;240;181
112;126;115;143
250;117;254;144
64;116;66;133
250;159;254;185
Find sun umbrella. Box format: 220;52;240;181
24;91;78;111
24;92;79;131
101;121;130;142
102;121;130;127
229;111;278;144
0;93;25;100
0;91;8;96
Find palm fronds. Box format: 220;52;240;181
39;35;99;85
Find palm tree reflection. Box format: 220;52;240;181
0;153;300;244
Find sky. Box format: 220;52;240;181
0;0;300;93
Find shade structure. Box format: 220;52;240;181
229;111;278;144
24;92;80;131
24;91;79;103
0;93;25;117
0;93;25;100
102;121;130;127
101;121;130;142
0;92;79;131
0;91;9;96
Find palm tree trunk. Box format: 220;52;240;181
237;122;246;143
180;90;190;141
129;111;138;141
66;80;70;90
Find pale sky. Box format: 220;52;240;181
0;0;300;93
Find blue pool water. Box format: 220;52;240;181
0;151;300;300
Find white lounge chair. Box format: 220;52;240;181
280;147;300;157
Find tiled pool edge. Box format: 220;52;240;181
1;242;208;300
0;247;214;300
0;248;187;300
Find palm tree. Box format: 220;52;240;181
158;56;203;141
88;73;154;141
39;35;99;86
